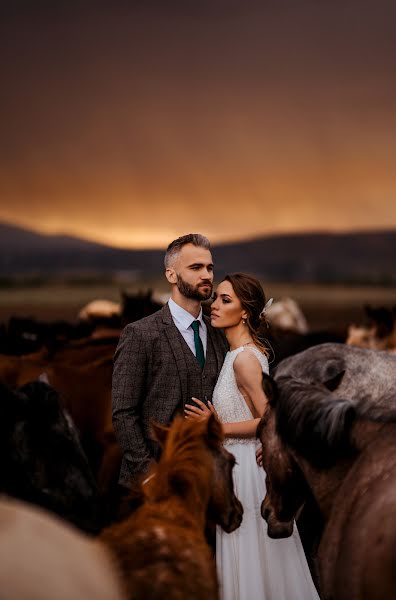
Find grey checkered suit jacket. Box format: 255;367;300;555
112;303;228;486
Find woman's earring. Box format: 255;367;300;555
242;318;247;325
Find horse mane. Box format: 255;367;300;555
145;416;221;504
274;377;357;468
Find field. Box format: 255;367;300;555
0;281;395;331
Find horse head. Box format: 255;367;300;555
205;415;244;533
121;290;163;324
150;414;243;533
257;375;307;538
258;370;358;537
0;381;102;533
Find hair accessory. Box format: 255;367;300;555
259;297;273;319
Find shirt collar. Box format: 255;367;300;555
168;298;204;330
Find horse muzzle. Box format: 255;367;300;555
221;499;244;533
261;495;294;539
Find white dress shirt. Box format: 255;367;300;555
168;298;207;357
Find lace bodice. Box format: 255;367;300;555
212;346;269;445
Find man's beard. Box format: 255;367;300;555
176;274;213;301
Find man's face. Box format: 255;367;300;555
167;243;214;301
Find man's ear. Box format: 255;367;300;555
150;421;169;447
165;268;177;284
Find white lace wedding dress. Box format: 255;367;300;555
213;346;319;600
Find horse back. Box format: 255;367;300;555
101;504;219;600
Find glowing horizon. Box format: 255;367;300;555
1;214;395;250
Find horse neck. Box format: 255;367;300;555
293;453;355;521
349;418;388;452
151;496;206;529
293;419;391;520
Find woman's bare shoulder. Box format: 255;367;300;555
233;347;263;381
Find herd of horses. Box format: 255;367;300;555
0;293;395;599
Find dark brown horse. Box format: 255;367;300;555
257;371;396;600
100;414;243;599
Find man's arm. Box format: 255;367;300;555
112;324;152;482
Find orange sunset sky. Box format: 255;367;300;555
1;0;396;248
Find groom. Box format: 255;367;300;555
112;233;228;488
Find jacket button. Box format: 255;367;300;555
202;375;206;379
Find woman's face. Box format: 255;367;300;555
210;280;247;329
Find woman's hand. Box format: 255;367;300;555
184;397;217;420
256;445;263;467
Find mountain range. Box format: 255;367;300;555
1;222;395;284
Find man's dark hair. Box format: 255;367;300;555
164;234;211;269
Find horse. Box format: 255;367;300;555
0;381;103;533
260;342;396;583
0;345;121;514
273;343;396;416
265;296;309;334
346;304;396;353
100;414;243;599
78;299;122;323
0;496;125;600
257;350;396;600
4;315;94;355
120;289;163;326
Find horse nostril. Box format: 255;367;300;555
261;503;271;521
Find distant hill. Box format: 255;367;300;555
0;222;395;284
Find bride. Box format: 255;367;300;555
185;273;319;600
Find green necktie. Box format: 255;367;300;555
191;320;205;369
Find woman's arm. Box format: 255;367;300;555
185;350;268;439
222;418;261;438
233;350;268;418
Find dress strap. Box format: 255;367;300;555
237;346;269;374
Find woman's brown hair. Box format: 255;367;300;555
223;273;269;356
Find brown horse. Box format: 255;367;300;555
100;414;243;599
346;304;396;353
257;373;396;600
0;344;121;498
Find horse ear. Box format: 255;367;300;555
262;373;278;406
150;421;169;447
206;412;223;445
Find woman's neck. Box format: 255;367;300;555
224;324;254;351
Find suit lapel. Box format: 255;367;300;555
161;304;189;403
